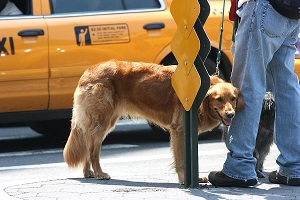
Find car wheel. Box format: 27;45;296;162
148;55;225;137
148;123;170;139
147;55;177;136
28;119;71;139
161;54;225;79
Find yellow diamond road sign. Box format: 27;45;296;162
170;0;200;39
172;64;201;111
170;0;201;111
171;29;200;76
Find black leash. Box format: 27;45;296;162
215;0;240;77
215;0;226;77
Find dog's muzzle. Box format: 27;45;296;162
216;110;235;126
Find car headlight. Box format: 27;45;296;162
295;34;300;59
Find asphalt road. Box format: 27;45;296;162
0;120;162;150
0;120;223;153
0;120;281;200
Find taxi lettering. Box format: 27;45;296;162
117;25;126;30
75;24;130;46
101;26;115;31
90;27;102;31
0;37;15;56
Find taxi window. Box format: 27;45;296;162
51;0;161;14
124;0;160;9
0;0;31;16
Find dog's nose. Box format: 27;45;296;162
226;111;235;119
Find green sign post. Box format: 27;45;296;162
170;0;211;188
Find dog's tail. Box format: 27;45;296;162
63;122;88;168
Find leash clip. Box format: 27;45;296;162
215;60;220;76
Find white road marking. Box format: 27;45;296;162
0;144;139;158
0;143;279;171
0;149;225;171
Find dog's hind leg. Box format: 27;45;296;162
78;128;95;178
89;116;119;180
79;129;95;178
83;158;94;178
253;150;265;178
89;133;111;180
255;129;274;178
82;127;113;180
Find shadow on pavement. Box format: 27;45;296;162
69;177;180;189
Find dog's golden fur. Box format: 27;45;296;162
63;60;244;184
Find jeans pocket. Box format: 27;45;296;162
261;3;288;38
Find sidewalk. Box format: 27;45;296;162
3;171;300;200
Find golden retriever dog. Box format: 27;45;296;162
63;60;244;184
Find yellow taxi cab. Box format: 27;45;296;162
0;0;299;135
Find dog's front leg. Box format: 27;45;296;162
170;129;209;184
170;130;185;184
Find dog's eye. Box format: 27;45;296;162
231;97;236;101
217;97;223;102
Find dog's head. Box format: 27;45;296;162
203;76;245;126
260;92;275;129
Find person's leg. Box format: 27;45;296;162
269;22;300;181
222;0;266;181
224;0;300;180
209;0;297;186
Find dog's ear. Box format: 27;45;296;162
200;91;211;115
235;88;245;111
210;75;225;86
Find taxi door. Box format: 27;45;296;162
44;0;175;110
0;13;49;112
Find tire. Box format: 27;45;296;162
28;119;71;139
148;55;177;136
154;54;225;139
149;123;169;134
162;54;225;79
151;55;226;138
148;123;170;141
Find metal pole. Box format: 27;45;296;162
170;0;211;189
190;103;199;187
184;110;191;187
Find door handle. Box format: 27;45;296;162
143;23;165;30
18;29;45;37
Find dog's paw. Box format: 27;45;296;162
178;177;208;185
177;171;184;185
256;170;265;178
199;177;208;183
84;170;95;178
95;172;111;180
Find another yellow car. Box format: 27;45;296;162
0;0;299;135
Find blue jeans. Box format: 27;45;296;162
223;0;300;180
